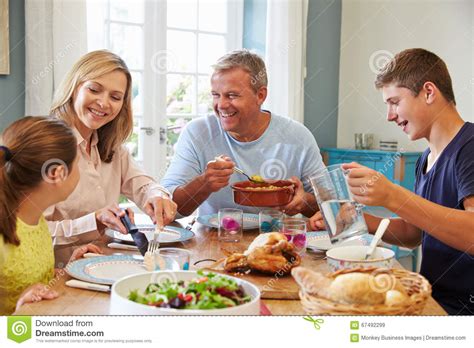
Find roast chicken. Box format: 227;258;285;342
223;232;301;275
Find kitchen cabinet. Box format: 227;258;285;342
321;148;422;191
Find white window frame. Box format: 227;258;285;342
87;0;243;179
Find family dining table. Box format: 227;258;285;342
14;216;447;316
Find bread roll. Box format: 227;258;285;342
329;273;385;305
292;267;409;307
291;267;333;298
385;290;408;306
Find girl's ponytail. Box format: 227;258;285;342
0;146;20;245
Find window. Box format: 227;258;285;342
87;0;242;178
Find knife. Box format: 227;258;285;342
119;209;149;256
185;216;197;231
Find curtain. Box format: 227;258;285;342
25;0;87;115
264;0;308;123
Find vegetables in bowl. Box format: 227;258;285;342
111;270;261;315
128;270;251;309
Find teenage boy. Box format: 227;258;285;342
311;48;474;315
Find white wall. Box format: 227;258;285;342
337;0;474;152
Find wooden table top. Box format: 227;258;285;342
15;218;446;316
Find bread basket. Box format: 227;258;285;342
299;267;432;315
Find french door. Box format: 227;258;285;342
87;0;243;179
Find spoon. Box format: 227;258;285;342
214;156;266;183
365;218;390;260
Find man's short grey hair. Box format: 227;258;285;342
212;49;268;92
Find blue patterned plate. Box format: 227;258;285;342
307;231;373;251
66;254;175;285
105;225;195;245
197;213;259;230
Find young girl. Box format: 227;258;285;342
0;116;99;314
48;50;177;265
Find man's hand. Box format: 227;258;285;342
335;201;357;233
308;211;326;231
201;155;235;193
16;284;59;310
144;195;178;229
278;176;317;216
342;162;397;207
307;203;356;232
277;176;303;215
95;204;134;234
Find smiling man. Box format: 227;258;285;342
340;49;474;315
161;50;325;217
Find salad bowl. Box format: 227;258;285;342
110;270;261;315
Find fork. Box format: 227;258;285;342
147;226;161;254
147;239;160;254
214;156;265;183
144;229;160;271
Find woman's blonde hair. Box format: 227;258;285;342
0;116;77;245
50;50;133;163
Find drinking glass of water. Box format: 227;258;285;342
281;218;307;254
259;209;284;233
218;208;243;242
310;164;368;244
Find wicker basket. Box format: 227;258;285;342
299;267;432;315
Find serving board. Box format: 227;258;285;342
211;256;329;300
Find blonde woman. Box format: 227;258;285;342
48;50;176;264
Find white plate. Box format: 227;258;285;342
306;231;372;251
197;213;259;230
66;255;147;285
306;232;333;251
105;225;194;245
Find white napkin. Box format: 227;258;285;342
65;280;110;292
83;252;104;258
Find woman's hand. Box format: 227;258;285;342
69;243;103;263
144;195;177;229
16;283;59;310
308;211;326;231
95;204;134;234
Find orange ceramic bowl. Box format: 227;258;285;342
231;180;295;207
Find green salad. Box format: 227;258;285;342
128;271;252;309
